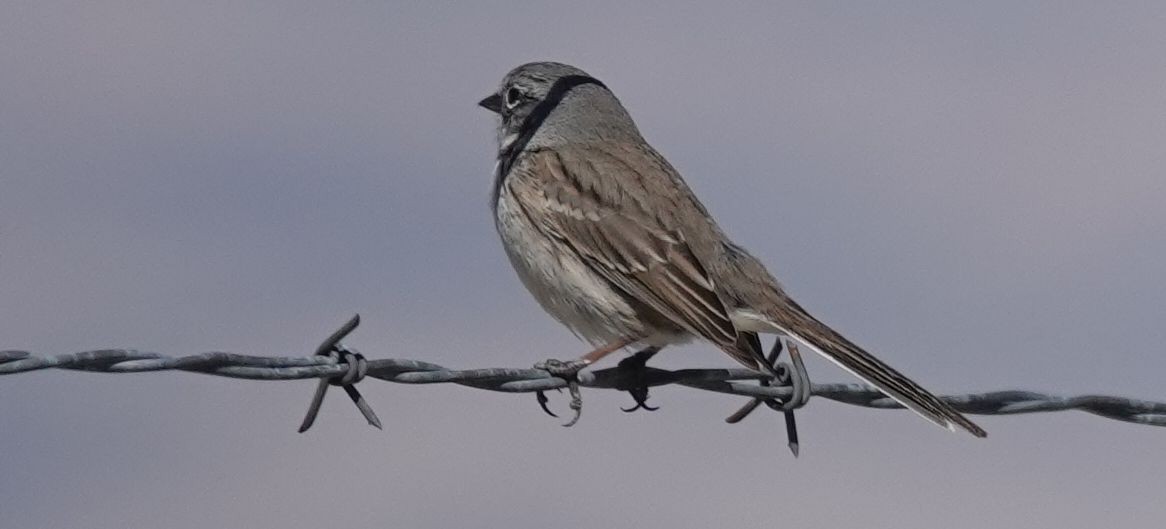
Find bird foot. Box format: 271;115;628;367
618;346;661;413
534;358;589;427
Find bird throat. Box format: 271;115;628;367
493;75;608;202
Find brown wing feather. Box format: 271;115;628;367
516;148;738;346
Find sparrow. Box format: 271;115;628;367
479;61;985;437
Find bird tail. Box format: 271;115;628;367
756;295;987;438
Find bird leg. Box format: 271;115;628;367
534;338;634;427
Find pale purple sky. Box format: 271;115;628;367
2;2;1165;528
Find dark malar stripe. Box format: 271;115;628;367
496;75;608;182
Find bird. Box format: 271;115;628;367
478;61;986;438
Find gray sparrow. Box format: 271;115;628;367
479;62;985;437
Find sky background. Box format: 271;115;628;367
2;2;1164;528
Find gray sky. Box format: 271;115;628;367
2;2;1164;528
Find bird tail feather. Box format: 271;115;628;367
750;297;986;438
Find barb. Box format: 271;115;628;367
4;316;1165;443
298;314;381;433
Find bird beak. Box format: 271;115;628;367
478;93;503;114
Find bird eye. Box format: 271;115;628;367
504;87;524;109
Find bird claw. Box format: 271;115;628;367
617;346;661;413
534;359;588;427
535;390;558;418
563;381;583;427
620;385;660;412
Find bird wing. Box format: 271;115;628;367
507;146;738;347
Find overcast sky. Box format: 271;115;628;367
2;2;1164;528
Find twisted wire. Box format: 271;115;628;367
3;347;1164;427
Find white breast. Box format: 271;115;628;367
493;180;648;346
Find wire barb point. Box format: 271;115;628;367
298;314;381;433
726;339;810;456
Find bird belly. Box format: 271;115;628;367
494;189;672;346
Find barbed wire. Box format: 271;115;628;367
4;315;1164;451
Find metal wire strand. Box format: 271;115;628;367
4;346;1165;427
4;316;1165;432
